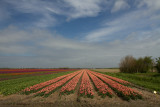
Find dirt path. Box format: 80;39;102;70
0;88;160;107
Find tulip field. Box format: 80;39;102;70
22;69;142;101
0;68;77;81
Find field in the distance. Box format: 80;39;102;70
0;69;160;107
92;68;120;73
0;68;77;81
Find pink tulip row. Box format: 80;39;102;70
87;70;113;98
23;74;70;94
90;71;142;100
60;70;84;94
35;71;80;97
79;70;94;98
95;72;130;85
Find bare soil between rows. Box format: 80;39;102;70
0;85;160;107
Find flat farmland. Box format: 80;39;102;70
92;68;120;73
0;69;77;81
0;69;160;107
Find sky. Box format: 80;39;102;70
0;0;160;68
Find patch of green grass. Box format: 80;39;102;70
0;70;77;96
94;70;160;92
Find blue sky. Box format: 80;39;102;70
0;0;160;68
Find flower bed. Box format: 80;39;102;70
60;70;84;95
90;71;142;101
35;71;80;97
79;70;94;98
87;70;113;98
95;72;130;85
22;74;68;94
20;69;143;101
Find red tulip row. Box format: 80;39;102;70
34;71;80;97
23;74;70;94
90;71;142;101
95;72;130;85
0;69;78;73
79;70;94;98
87;70;113;98
60;70;84;94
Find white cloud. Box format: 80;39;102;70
3;0;59;28
1;0;159;28
137;0;160;10
63;0;105;20
84;5;160;42
0;26;160;68
111;0;130;13
1;0;107;27
0;25;93;55
84;26;122;42
33;14;57;28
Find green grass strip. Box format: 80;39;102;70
0;70;77;96
94;70;160;92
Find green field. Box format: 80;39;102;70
94;70;160;92
0;70;77;96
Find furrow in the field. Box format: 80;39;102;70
87;70;113;98
79;70;94;98
35;71;80;97
60;70;84;94
23;71;79;94
90;71;142;101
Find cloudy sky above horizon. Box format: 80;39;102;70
0;0;160;68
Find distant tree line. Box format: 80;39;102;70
155;57;160;73
119;55;160;73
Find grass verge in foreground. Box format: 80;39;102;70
93;70;160;92
0;70;77;96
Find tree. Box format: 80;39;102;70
119;55;137;73
155;57;160;73
119;55;153;73
136;57;144;73
137;56;153;73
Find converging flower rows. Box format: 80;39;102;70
79;70;94;98
22;69;142;101
100;73;130;85
87;71;113;98
89;71;142;100
60;70;84;94
23;74;70;94
35;71;80;97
